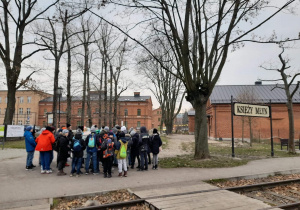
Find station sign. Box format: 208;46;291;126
233;103;270;118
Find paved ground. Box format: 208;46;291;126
1;134;300;209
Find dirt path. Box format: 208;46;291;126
160;134;222;158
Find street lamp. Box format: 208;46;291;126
16;96;20;125
56;86;63;128
124;109;127;127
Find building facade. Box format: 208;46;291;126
0;90;52;125
151;107;163;130
188;84;300;140
38;91;153;129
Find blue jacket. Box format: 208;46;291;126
24;131;36;152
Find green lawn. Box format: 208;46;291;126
159;140;300;168
160;136;168;149
1;139;25;149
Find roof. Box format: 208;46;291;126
210;84;300;104
40;95;151;102
187;111;195;116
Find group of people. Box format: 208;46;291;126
24;124;162;178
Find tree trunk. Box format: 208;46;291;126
193;97;210;159
81;61;87;127
66;39;72;125
4;83;16;125
98;59;104;127
109;65;113;128
113;78;118;126
52;60;59;128
85;43;92;128
104;60;108;126
287;100;295;153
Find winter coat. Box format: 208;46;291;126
24;130;36;152
85;133;100;153
56;135;70;161
150;134;162;155
114;138;128;159
139;132;150;153
35;130;55;152
125;134;132;152
71;134;86;158
131;132;140;155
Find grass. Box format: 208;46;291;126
2;139;25;149
160;136;168;149
159;139;300;169
159;155;249;168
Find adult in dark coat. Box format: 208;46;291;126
150;128;162;169
56;129;70;175
130;129;140;169
138;126;150;171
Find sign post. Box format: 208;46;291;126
231;96;235;157
0;125;5;150
232;101;273;157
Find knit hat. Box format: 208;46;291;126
46;126;55;132
115;125;121;130
108;132;114;136
25;126;32;131
90;127;96;133
62;129;69;134
119;132;125;138
130;129;136;136
153;128;158;134
67;123;71;128
112;127;118;134
104;126;109;132
78;126;84;131
121;126;126;132
76;129;82;135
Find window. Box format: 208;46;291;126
18;120;23;125
124;109;128;116
137;121;141;127
78;108;82;116
12;120;15;125
158;118;160;122
95;108;99;113
19;108;23;115
77;121;81;127
5;97;7;103
160;111;162;114
19;97;24;104
27;96;31;103
124;121;127;127
137;109;141;116
157;111;159;114
44;109;47;115
27;108;31;115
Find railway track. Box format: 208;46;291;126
73;178;300;210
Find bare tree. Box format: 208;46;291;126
92;0;299;159
0;0;58;124
261;47;300;153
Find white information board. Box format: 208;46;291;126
6;125;24;137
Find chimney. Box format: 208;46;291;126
134;92;140;97
255;81;262;85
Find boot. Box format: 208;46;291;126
118;172;123;177
152;165;155;170
57;170;66;176
123;171;127;177
155;165;158;170
104;173;107;178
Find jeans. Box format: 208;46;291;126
126;151;131;166
130;151;140;168
140;151;148;170
85;151;98;173
26;151;35;167
103;156;113;175
118;159;127;173
153;154;158;166
71;157;82;174
40;151;51;170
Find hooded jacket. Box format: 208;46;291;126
56;135;70;161
24;130;36;152
35;130;55;151
71;133;86;158
150;133;162;155
114;137;128;159
130;130;139;154
139;126;149;152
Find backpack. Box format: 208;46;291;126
88;134;95;148
103;139;114;158
140;134;149;152
73;139;82;152
120;142;127;158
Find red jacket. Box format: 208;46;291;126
35;130;55;151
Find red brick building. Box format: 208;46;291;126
38;91;153;129
188;84;300;140
151;107;163;130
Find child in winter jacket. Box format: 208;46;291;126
24;126;37;170
101;132;114;178
115;132;128;177
56;129;70;176
150;128;162;169
70;129;86;177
